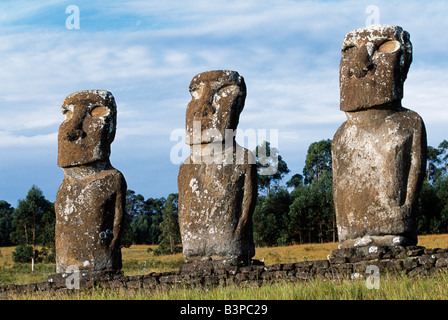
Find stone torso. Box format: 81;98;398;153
332;108;425;243
178;147;257;263
55;168;126;273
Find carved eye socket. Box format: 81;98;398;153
63;110;73;120
190;88;200;99
62;107;73;120
217;85;238;97
90;106;109;118
189;84;202;100
342;45;356;53
378;40;400;53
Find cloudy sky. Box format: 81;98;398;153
0;0;447;206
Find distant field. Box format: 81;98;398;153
123;233;448;274
1;233;448;286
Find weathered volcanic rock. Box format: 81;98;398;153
339;24;412;112
332;25;427;248
55;90;127;273
178;70;257;265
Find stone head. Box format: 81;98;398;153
185;70;246;145
339;25;412;111
57;90;117;168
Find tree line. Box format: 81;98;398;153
0;187;182;263
253;139;448;246
1;139;448;263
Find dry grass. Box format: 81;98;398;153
253;233;448;265
0;246;15;267
7;270;448;300
417;233;448;249
121;244;184;276
1;233;447;287
254;242;339;264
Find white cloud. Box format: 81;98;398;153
1;0;448;204
0;1;60;24
0;131;57;147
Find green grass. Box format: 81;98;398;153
0;245;185;285
7;271;448;300
2;234;448;299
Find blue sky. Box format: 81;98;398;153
0;0;447;206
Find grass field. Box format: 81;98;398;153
1;234;448;299
4;270;448;300
0;241;342;285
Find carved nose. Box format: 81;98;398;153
194;85;215;117
64;113;86;141
194;103;215;118
65;129;86;141
351;43;375;78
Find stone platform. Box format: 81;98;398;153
2;246;448;297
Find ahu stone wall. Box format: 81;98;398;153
1;245;448;297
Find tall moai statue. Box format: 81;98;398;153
54;90;127;273
178;70;257;266
332;25;427;248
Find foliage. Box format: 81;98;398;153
439;140;448;176
286;173;303;189
11;244;54;263
10;185;55;266
289;171;335;244
436;176;448;232
12;244;36;263
417;140;448;235
254;141;290;195
3;138;448;258
145;197;165;245
287;139;335;244
427;145;442;183
417;180;441;234
426;140;448;183
154;193;182;256
303;139;332;185
253;139;335;246
0;200;14;246
124;190;165;245
253;187;292;246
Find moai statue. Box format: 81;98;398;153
54;90;127;273
332;25;427;248
178;70;257;266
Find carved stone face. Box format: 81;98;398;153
185;70;246;145
339;25;412;111
57;90;117;168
